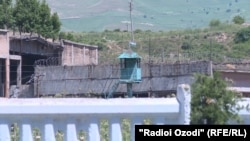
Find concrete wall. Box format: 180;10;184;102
10;85;34;98
34;61;211;96
220;72;250;87
0;30;10;97
0;30;9;57
9;37;61;56
62;40;98;66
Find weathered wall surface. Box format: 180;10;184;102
9;37;61;56
62;40;98;66
220;72;250;87
34;61;211;96
0;30;9;58
10;85;34;98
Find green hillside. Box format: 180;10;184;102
47;0;250;32
59;23;250;64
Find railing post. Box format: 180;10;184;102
65;119;78;141
130;117;142;141
109;117;122;141
177;84;191;125
88;118;100;141
21;119;33;141
42;119;56;141
0;119;11;141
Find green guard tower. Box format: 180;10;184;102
105;0;142;98
118;50;142;97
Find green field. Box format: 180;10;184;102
47;0;250;32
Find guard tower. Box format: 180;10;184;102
105;0;142;98
118;50;141;97
119;51;141;83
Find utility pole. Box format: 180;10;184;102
35;74;44;97
209;38;213;77
129;0;135;48
209;38;212;61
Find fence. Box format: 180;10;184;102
0;84;191;141
34;61;211;96
1;84;250;141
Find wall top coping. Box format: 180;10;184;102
0;98;179;115
62;39;98;48
0;29;8;33
0;98;178;105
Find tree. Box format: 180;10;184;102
36;0;51;38
13;0;40;35
27;0;40;36
191;72;243;124
234;26;250;43
11;0;61;38
233;15;245;25
0;0;14;29
50;12;61;41
13;0;27;34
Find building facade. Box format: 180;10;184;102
0;30;98;97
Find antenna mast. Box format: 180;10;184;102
129;0;136;48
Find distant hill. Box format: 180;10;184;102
47;0;250;32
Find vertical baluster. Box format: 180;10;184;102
65;119;78;141
20;119;33;141
0;119;11;141
88;118;100;141
41;119;56;141
130;117;142;141
109;118;122;141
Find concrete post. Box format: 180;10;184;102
66;119;78;141
83;46;85;65
96;48;98;65
17;59;22;88
109;118;122;141
0;119;11;141
127;83;133;98
177;84;191;125
5;58;9;98
88;118;100;141
42;119;56;141
21;120;33;141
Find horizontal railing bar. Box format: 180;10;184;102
0;98;180;114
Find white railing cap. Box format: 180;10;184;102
0;98;179;115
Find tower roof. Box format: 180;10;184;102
118;50;141;59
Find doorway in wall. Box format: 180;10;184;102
0;59;5;97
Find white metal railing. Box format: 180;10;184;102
0;84;191;141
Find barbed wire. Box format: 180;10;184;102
138;51;250;65
34;57;61;67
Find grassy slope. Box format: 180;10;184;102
47;0;250;32
62;23;250;64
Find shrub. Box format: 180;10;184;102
232;15;245;25
209;19;221;28
234;26;250;43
